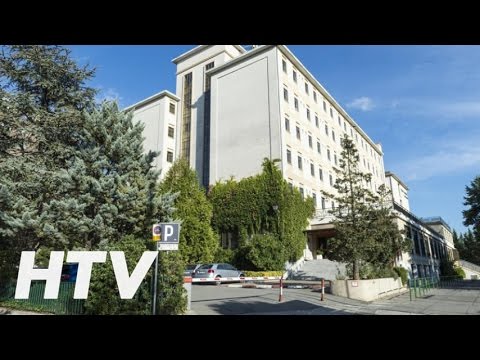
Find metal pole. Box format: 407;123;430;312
278;275;284;302
321;278;325;301
152;250;159;315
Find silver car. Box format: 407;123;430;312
192;263;245;285
184;264;202;277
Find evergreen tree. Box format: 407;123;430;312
463;176;480;235
0;45;96;275
38;102;168;250
453;229;465;257
159;158;218;264
322;137;405;280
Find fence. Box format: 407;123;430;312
408;276;463;301
0;281;85;314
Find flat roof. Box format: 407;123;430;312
385;171;409;191
207;45;383;156
123;90;179;112
172;45;246;64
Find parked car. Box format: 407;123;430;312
61;263;78;282
192;263;245;285
184;264;202;277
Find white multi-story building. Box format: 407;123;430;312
386;172;458;279
170;45;386;260
128;45;456;271
125;90;179;180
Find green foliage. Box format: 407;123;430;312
155;251;187;315
322;137;407;279
393;266;409;285
213;247;235;264
0;45;97;271
0;301;53;314
241;234;286;271
244;271;284;277
440;260;457;277
85;235;152;315
159;158;218;264
454;266;466;279
209;158;314;267
347;262;397;280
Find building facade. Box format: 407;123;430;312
125;90;179;181
127;45;456;276
385;172;458;279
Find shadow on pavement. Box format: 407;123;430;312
207;299;350;315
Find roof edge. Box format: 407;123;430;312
124;90;179;112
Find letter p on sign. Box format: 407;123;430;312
157;223;180;251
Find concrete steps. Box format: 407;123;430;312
289;258;347;281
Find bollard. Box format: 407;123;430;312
321;278;325;301
278;275;284;302
183;276;192;312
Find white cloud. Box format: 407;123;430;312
347;97;375;111
394;136;480;181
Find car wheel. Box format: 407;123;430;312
215;276;222;286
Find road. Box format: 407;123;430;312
191;284;480;315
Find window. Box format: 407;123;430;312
310;163;315;176
306;108;310;121
315;115;319;128
321;197;326;209
167;151;174;163
344;122;347;132
294;97;299;111
313;91;317;102
308;135;313;148
286;149;292;164
334;153;337;166
318;167;323;181
325;124;329;136
283;88;288;102
296;126;301;140
317;141;321;154
305;82;309;95
329;174;333;186
332;201;335;209
330;107;333;118
282;59;287;73
338;116;341;127
323;101;326;112
293;70;297;83
327;149;331;161
285;117;290;132
298;156;303;170
299;187;304;199
288;182;293;191
204;62;214;90
168;126;174;138
312;193;317;206
350;128;353;137
332;130;336;143
169;103;176;114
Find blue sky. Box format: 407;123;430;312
68;45;480;234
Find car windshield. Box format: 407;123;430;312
186;265;198;270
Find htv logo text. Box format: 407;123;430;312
15;251;159;300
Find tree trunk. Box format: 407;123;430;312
353;259;360;280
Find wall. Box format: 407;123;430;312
331;278;405;302
209;47;281;182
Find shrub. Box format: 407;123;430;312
393;266;409;286
241;234;286;271
244;271;284;277
213;247;234;264
454;266;466;279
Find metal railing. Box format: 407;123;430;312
458;259;480;274
0;281;85;314
408;276;463;301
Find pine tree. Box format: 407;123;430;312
159;158;218;264
322;137;405;279
463;176;480;235
0;45;96;275
38;102;168;250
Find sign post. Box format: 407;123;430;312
151;223;180;315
